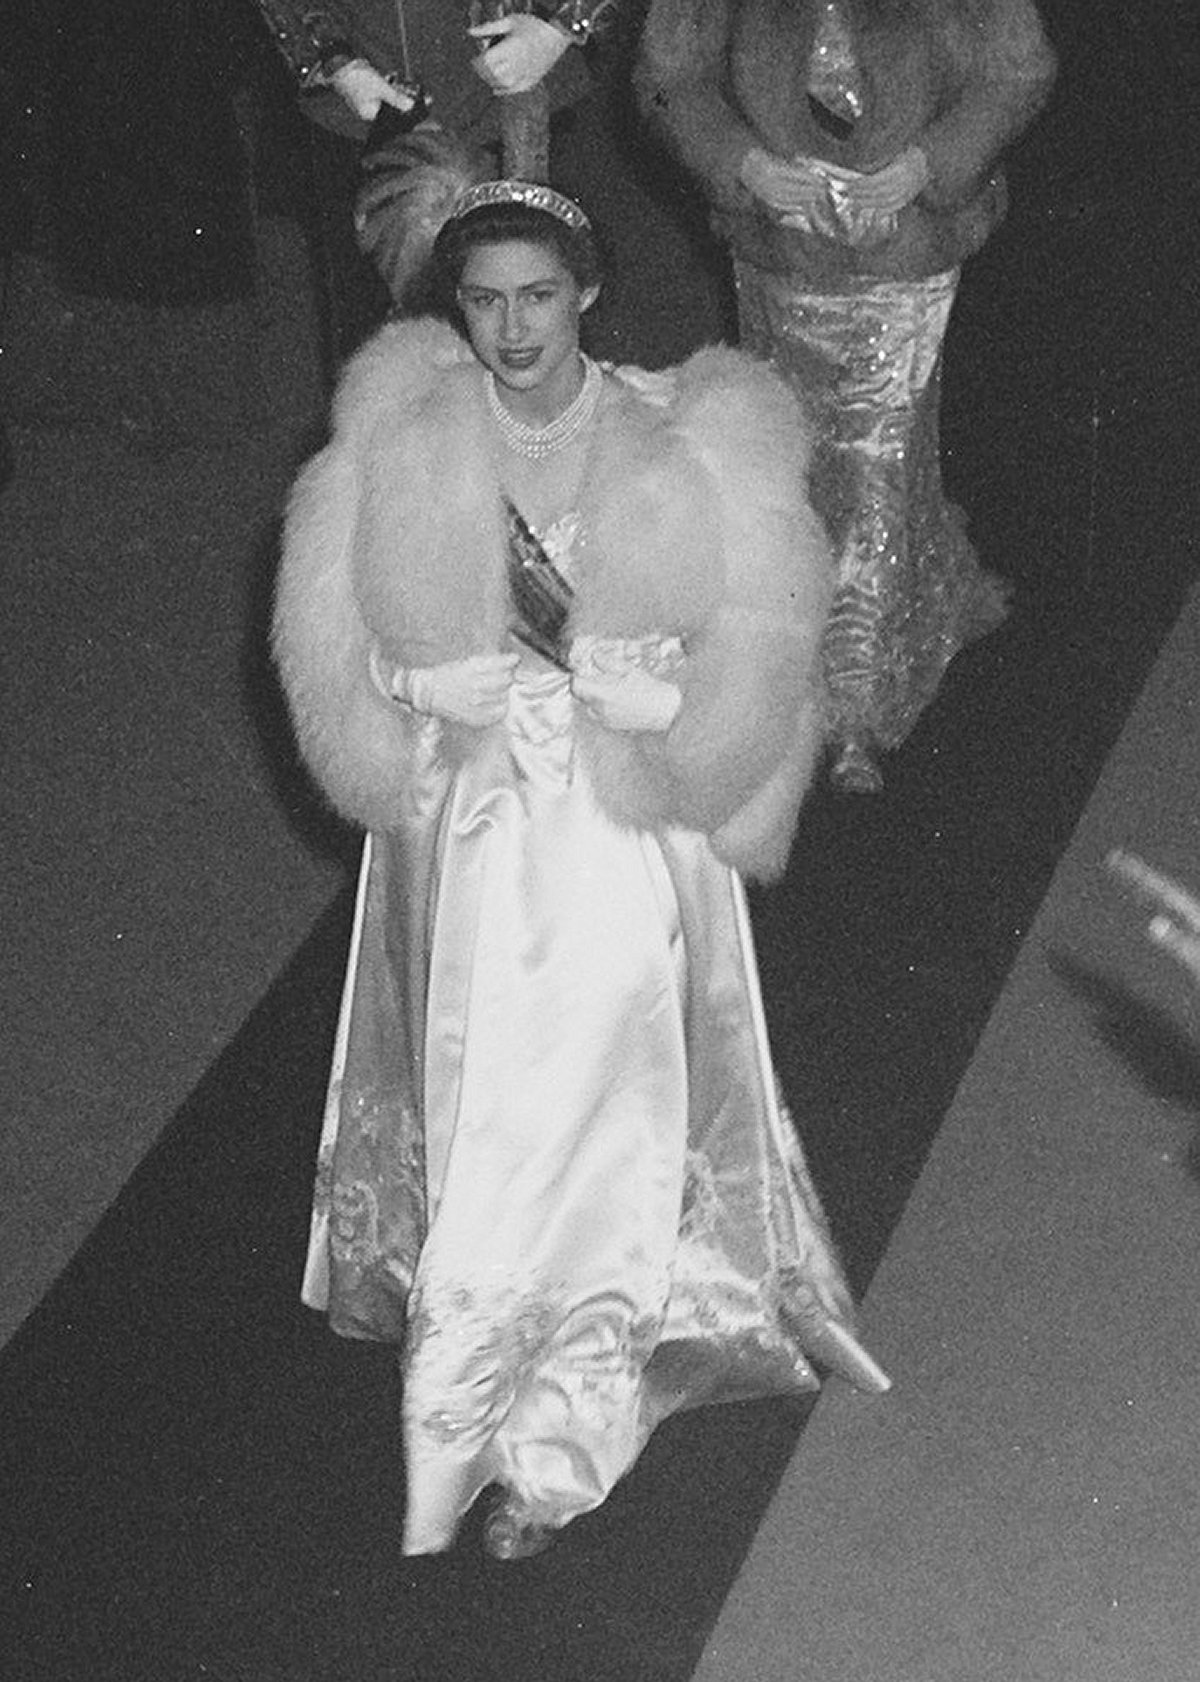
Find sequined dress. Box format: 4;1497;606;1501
300;514;883;1554
738;2;1005;789
736;260;1007;791
637;0;1056;789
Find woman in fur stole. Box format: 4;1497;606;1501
273;179;889;1560
636;0;1057;789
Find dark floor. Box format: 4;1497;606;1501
3;3;1199;1679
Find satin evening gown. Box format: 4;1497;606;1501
301;520;886;1554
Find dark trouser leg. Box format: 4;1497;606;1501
305;125;393;378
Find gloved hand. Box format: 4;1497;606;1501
469;14;572;94
572;669;682;733
835;145;930;215
740;146;838;235
370;647;518;726
330;60;418;122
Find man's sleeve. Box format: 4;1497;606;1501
246;0;362;86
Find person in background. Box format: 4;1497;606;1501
273;174;888;1561
248;0;614;359
636;0;1056;790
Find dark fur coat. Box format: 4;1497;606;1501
635;0;1057;281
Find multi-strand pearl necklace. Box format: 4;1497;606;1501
486;355;603;461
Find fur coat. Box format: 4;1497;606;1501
635;0;1057;282
273;318;833;882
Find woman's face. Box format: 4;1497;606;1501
457;240;599;420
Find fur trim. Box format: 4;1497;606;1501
329;316;476;440
275;319;833;877
574;344;833;877
273;446;431;832
272;322;490;830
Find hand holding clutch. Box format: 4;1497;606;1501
369;645;518;727
572;668;682;733
741;147;843;239
834;145;930;214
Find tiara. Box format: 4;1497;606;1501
448;179;591;232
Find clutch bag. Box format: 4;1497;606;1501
503;495;575;669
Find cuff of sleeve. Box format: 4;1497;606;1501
531;0;611;46
301;44;358;88
368;646;421;710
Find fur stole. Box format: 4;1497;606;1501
274;318;832;880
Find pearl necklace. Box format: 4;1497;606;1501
486;356;602;460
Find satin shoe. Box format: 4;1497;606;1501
482;1500;556;1562
831;738;883;793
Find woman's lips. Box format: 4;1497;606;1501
498;348;541;370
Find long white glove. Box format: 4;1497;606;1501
571;669;682;733
369;647;518;726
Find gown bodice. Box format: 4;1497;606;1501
502;506;685;784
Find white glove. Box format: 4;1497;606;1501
572;669;682;733
831;146;930;215
740;147;839;237
370;647;518;726
330;60;418;122
469;14;572;95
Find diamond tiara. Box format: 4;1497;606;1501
448;179;591;232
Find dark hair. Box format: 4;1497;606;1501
432;202;605;302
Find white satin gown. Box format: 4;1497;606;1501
301;521;887;1554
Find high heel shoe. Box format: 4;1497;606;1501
830;738;883;793
482;1500;556;1562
